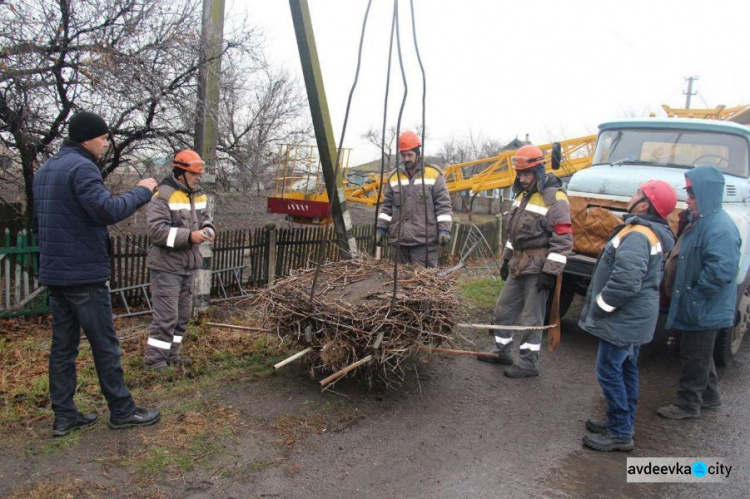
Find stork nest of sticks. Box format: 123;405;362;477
256;257;462;389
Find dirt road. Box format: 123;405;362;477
2;307;748;498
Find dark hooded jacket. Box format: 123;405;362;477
664;166;740;331
33;141;152;286
579;214;675;347
502;168;573;275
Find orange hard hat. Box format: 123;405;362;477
640;180;677;219
398;130;421;152
173;149;205;173
511;144;545;170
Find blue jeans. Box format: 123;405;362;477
48;284;136;420
596;339;639;439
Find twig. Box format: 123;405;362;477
319;355;373;387
274;347;313;370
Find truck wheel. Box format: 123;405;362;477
714;282;750;367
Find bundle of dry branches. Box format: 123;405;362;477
256;258;462;388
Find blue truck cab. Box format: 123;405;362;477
563;117;750;365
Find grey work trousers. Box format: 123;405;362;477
676;329;721;413
492;273;549;370
392;244;438;268
144;269;195;368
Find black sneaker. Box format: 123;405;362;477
504;365;539;378
582;432;634;452
53;412;98;437
108;407;161;430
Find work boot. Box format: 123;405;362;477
108;407;162;430
143;362;170;372
504;365;539;378
585;418;607;434
586;418;636;438
582;432;634;452
52;412;98;438
656;404;699;420
701;399;722;409
477;349;513;365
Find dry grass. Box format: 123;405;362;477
7;479;110;499
0;311;283;433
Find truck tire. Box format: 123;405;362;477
714;282;750;367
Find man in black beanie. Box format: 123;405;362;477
33;111;162;437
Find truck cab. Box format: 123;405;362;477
562;118;750;365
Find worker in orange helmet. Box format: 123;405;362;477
375;130;453;268
579;180;676;451
143;149;215;371
477;144;572;378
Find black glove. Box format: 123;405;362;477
375;229;387;247
438;231;451;247
536;272;557;291
500;260;510;281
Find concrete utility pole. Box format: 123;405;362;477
193;0;225;312
684;76;699;109
288;0;359;259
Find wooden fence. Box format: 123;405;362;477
1;218;501;318
0;230;48;318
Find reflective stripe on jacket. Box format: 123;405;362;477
146;175;213;275
579;215;675;348
376;163;453;246
501;173;572;276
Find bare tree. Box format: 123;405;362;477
217;51;310;194
0;0;289;228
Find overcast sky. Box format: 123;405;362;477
236;0;750;165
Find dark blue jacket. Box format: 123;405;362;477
33;141;152;286
579;214;675;348
665;166;740;331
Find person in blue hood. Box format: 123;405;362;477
657;166;740;420
579;180;677;452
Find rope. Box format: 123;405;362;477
409;0;430;268
391;0;409;306
308;0;373;306
372;6;397;249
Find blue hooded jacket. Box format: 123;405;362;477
33;141;153;286
664;166;740;331
579;214;675;348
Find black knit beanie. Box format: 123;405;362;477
69;111;109;143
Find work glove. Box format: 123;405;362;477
536;272;557;292
438;230;451;247
375;228;388;247
500;259;510;281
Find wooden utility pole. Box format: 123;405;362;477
684;76;698;109
193;0;225;312
288;0;359;259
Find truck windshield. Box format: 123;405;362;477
593;129;749;177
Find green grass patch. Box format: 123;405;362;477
458;276;504;312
